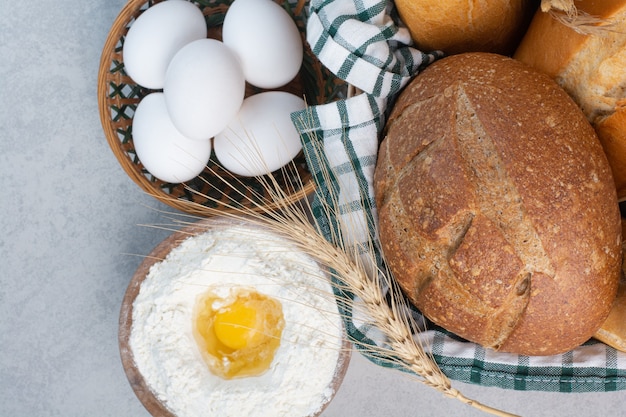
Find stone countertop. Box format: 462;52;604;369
0;1;623;416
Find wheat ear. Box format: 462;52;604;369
159;121;518;417
541;0;618;35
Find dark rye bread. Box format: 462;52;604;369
374;53;622;356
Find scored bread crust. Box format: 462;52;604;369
374;53;622;356
514;0;626;200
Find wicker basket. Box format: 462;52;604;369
97;0;346;216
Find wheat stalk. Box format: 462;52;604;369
541;0;618;36
155;118;519;417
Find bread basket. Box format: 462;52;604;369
97;0;346;216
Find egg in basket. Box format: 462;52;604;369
97;0;346;216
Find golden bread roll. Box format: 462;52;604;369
394;0;537;55
594;270;626;353
374;53;622;356
593;219;626;352
594;106;626;202
514;1;626;200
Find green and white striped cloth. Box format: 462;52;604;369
291;0;626;392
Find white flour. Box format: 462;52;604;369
129;222;344;417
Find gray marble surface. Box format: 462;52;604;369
1;1;624;416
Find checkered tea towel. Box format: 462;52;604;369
291;0;626;392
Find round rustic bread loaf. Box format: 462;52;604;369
374;52;622;356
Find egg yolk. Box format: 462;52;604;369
193;287;285;379
213;302;264;350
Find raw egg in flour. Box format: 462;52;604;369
193;286;285;379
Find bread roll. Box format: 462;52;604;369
593;219;626;352
394;0;537;55
595;279;626;352
374;53;622;356
514;1;626;201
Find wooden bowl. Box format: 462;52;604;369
98;0;346;216
119;217;352;417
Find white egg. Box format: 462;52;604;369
132;93;212;183
123;0;207;89
164;38;245;141
222;0;303;89
213;91;305;177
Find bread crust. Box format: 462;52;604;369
514;1;626;75
375;53;622;355
394;0;535;55
513;8;586;77
595;105;626;200
514;0;626;200
593;219;626;353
